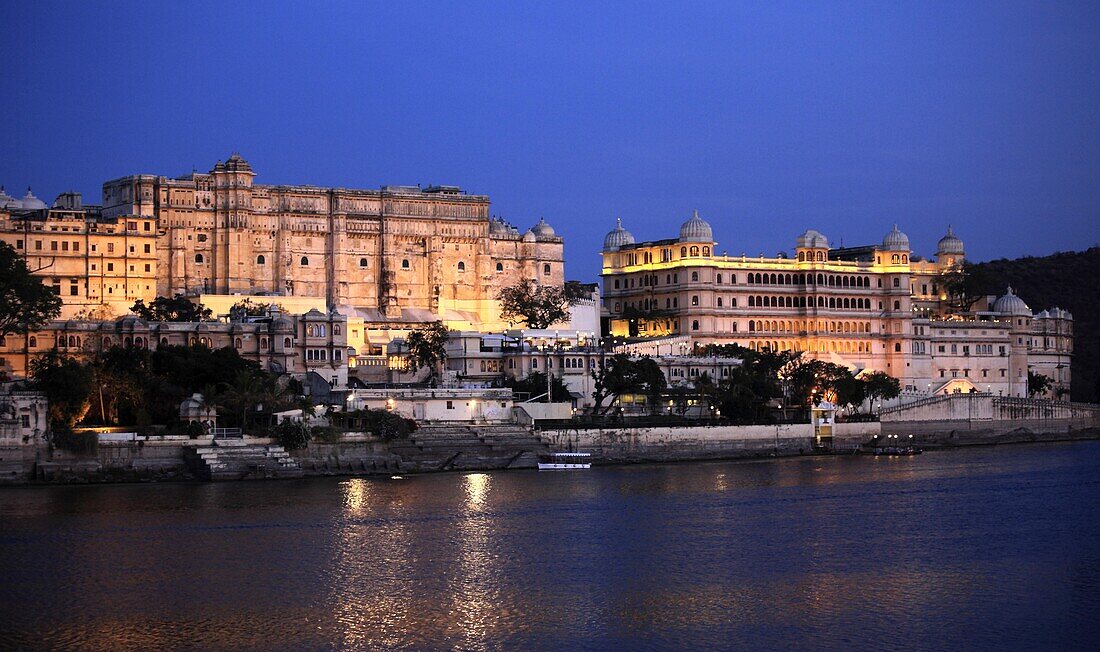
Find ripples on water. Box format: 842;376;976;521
2;442;1099;650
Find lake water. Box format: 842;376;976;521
2;442;1099;650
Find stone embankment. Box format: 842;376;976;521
2;395;1097;485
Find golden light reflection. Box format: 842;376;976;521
451;471;501;648
341;477;371;517
464;472;491;512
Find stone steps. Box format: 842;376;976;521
184;441;303;481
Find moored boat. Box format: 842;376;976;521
537;452;592;470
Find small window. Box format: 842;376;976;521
195;253;204;263
402;259;410;269
359;258;368;267
301;256;309;266
496;262;503;272
543;263;551;276
257;255;265;264
197;234;207;242
458;262;466;272
692;320;700;331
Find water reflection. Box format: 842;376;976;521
1;442;1097;650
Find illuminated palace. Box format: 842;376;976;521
0;155;564;329
600;213;1072;398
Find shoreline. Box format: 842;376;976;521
3;425;1097;487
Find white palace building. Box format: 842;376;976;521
600;213;1072;399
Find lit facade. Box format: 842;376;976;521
0;156;565;330
600;214;1072;398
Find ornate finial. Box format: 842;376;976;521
693;208;700;219
1007;285;1014;295
947;224;954;235
615;216;623;228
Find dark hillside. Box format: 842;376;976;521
970;247;1099;403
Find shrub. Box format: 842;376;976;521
273;419;311;450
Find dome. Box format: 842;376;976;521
937;226;965;255
679;209;713;242
1037;310;1050;319
796;229;829;249
0;187;19;210
881;224;910;251
602;217;635;251
531;218;555;238
489;217;511;235
20;187;46;210
522;229;536;243
992;286;1031;316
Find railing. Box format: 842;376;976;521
211;427;243;438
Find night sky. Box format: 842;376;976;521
3;1;1098;282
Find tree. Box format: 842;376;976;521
590;354;667;415
941;260;999;314
779;354;850;409
497;279;571;329
0;241;62;339
29;350;94;450
221;369;268;428
833;374;868;415
131;294;212;322
1028;370;1053;398
404;321;449;386
229;298;284;320
272;419;312;450
863;371;902;414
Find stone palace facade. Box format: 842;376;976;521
600;214;1073;398
0;155;564;329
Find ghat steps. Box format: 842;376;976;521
388;424;551;472
184;439;303;480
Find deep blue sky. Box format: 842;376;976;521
3;1;1098;282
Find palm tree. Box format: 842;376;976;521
222;370;266;429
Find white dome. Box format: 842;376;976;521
522;229;536;243
0;187;19;210
531;218;556;238
679;209;713;242
992;286;1031;316
796;229;829;249
937;225;964;255
602;217;635;251
20;187;46;210
881;224;910;251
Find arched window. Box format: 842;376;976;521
691;271;699;282
717;297;723;307
234;338;243;349
798;252;805;261
691;295;699;306
692;320;699;331
284;337;292;348
301;256;309;266
101;336;110;347
458;262;466;272
702;246;710;256
748;296;755;307
29;336;37;347
716;273;723;284
195;253;204;263
402;259;410;269
496;262;503;272
257;255;265;265
160;337;168;346
333;325;341;335
893;300;901;310
543;263;551;276
360;258;368;267
260;337;268;349
893;278;901;288
816;251;824;261
681;247;688;257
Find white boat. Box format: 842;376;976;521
537;452;592;470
